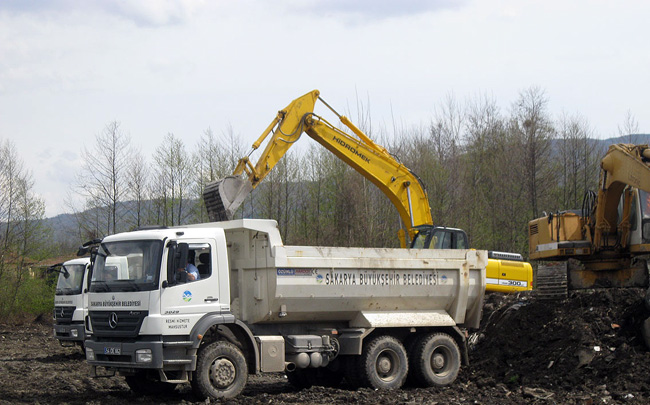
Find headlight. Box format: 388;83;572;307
135;349;152;363
86;348;95;361
71;329;79;338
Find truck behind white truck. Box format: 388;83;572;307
51;257;91;348
84;219;486;399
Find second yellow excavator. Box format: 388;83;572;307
203;90;532;293
530;143;650;293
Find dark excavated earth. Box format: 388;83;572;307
2;288;650;404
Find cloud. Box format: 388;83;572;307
0;0;205;27
287;0;469;20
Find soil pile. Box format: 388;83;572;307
466;289;650;403
1;289;650;404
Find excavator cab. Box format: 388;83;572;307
410;225;469;250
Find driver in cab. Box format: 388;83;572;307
177;258;200;282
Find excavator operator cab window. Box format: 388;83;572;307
430;229;468;249
411;231;427;249
410;227;469;250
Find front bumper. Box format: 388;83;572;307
85;339;196;372
53;323;85;342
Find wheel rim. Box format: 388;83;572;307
375;349;399;382
430;345;452;376
209;357;237;389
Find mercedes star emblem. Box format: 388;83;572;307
108;312;119;329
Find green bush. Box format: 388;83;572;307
14;277;56;318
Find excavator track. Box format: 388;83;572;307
535;262;568;300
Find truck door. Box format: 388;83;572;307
160;241;221;320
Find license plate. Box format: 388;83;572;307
104;346;121;355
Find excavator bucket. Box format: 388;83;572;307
203;176;253;222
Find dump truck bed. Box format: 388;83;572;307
214;220;487;329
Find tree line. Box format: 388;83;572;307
67;87;611;254
0;86;642;320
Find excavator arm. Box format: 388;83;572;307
203;90;432;246
591;144;650;250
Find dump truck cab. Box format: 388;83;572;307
51;257;91;347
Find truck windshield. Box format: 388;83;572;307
90;240;163;292
55;264;86;295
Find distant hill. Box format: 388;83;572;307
594;134;650;150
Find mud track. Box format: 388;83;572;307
2;289;650;404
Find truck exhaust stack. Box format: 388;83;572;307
203;176;253;221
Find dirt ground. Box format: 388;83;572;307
2;289;650;404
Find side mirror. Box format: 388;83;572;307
77;246;89;257
166;241;189;285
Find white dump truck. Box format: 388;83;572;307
84;219;486;399
50;257;91;348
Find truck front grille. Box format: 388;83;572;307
89;310;148;338
54;306;75;323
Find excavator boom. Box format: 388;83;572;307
203;90;432;245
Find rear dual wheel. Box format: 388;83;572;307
359;335;408;389
410;333;461;387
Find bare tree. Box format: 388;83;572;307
0;139;47;319
509;87;555;219
153;133;191;226
75;121;132;236
618;110;640;143
557;113;598;209
126;148;149;229
192;126;246;222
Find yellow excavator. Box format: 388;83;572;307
203;90;532;293
529;143;650;295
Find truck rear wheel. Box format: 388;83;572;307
192;340;248;399
359;335;408;389
411;333;460;387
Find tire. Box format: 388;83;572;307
411;333;461;387
124;371;176;395
191;340;248;400
359;335;408;389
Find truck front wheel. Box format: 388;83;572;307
359;335;408;389
192;340;248;399
411;333;460;387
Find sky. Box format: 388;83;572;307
1;0;648;217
